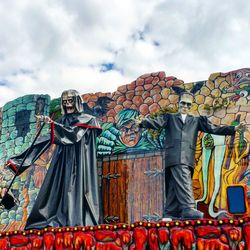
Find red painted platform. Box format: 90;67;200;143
0;218;250;249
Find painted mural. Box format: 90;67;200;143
0;68;249;232
0;95;53;231
95;69;250;220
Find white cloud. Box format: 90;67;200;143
0;0;250;107
0;86;17;106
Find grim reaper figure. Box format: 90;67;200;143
6;90;102;229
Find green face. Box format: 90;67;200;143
178;94;193;114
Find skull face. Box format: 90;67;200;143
62;94;76;114
61;89;83;116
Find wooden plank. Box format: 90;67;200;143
102;160;111;222
129;155;164;222
117;159;128;223
109;159;117;220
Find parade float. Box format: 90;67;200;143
0;68;249;249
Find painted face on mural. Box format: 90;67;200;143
62;94;76;114
178;93;194;115
119;121;141;147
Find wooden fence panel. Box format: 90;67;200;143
101;151;165;223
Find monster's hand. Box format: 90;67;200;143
133;115;144;127
235;123;248;133
96;123;120;156
142;129;165;149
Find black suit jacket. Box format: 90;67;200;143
141;113;235;168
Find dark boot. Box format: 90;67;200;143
181;208;204;219
162;211;180;221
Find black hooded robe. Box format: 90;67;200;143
7;113;102;229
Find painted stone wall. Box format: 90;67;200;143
0;95;51;231
91;68;250;219
0;68;249;232
0;95;50;163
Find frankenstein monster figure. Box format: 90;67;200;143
139;92;246;220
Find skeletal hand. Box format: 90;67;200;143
35;115;53;124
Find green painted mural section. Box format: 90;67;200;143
0;94;50;226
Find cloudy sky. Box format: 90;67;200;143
0;0;250;107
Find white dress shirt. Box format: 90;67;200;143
181;114;187;123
